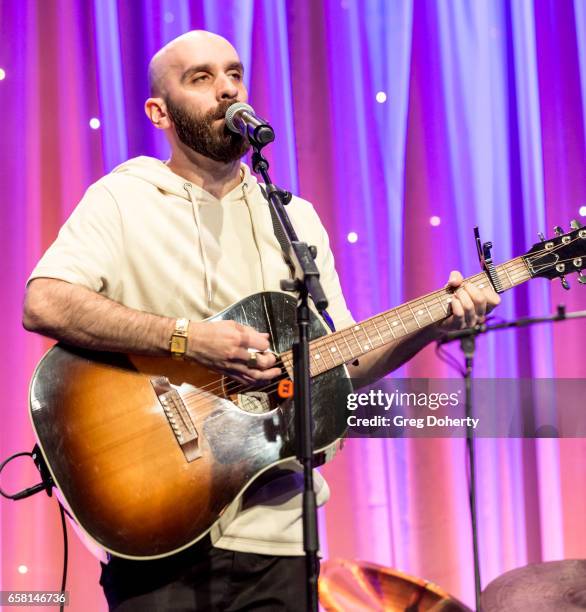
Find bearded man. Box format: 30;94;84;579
23;30;499;611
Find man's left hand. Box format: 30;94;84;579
437;270;501;331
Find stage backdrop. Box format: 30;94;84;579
1;0;585;609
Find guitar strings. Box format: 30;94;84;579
179;235;585;408
181;274;504;407
179;257;559;404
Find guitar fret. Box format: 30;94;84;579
310;351;323;375
406;303;422;329
371;318;386;344
436;294;449;315
396;311;409;335
321;339;337;369
473;275;485;290
423;299;434;321
349;325;360;349
340;330;355;361
362;326;374;349
501;265;513;289
310;340;325;373
383;314;397;340
351;324;369;354
330;339;341;361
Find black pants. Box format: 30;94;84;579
100;542;313;611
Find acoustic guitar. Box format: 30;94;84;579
28;224;586;559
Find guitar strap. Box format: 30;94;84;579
262;185;336;333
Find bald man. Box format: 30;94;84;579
23;31;499;611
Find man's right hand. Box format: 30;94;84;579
187;320;281;385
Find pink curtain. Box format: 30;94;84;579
1;1;585;609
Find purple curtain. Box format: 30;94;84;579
1;1;585;608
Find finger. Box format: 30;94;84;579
240;327;271;351
224;370;256;386
464;282;487;319
250;351;277;370
229;363;282;381
253;366;282;380
230;348;254;364
449;296;466;328
455;286;477;327
447;270;464;289
484;288;501;313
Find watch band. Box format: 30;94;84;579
169;318;190;359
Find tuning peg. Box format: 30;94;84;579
560;275;570;290
570;219;583;230
554;226;564;236
578;271;586;285
538;232;546;242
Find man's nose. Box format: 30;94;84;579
216;73;239;100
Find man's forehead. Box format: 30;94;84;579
159;33;240;73
149;32;241;94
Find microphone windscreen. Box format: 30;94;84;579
225;102;255;133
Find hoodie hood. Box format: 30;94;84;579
110;155;257;203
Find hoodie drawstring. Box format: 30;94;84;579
241;179;267;291
184;183;213;312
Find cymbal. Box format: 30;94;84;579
481;559;586;611
319;558;472;611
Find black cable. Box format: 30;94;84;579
58;502;69;612
0;452;35;499
1;449;66;609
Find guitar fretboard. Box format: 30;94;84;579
279;256;530;376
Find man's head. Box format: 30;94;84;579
145;31;250;163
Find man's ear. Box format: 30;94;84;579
145;97;171;129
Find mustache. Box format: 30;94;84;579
211;101;238;121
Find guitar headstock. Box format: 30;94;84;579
523;221;586;288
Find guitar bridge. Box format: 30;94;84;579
151;376;202;462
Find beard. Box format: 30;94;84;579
164;96;250;163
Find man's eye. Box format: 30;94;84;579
229;73;242;81
192;75;208;82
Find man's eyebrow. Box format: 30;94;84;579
226;62;244;74
180;62;244;83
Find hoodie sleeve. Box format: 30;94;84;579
27;182;123;297
311;212;355;331
288;197;355;330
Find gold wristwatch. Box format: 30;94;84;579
169;318;190;359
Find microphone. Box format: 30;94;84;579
225;102;275;147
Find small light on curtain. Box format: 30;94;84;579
17;565;28;574
430;215;441;226
579;206;586;217
375;91;387;103
164;12;175;24
89;118;101;129
0;68;6;80
347;231;358;243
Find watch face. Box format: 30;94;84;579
171;335;188;355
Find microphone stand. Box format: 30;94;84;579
438;306;586;611
250;145;327;612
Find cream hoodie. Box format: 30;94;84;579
29;156;354;556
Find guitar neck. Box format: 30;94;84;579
280;256;531;377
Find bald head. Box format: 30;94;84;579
148;30;241;97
